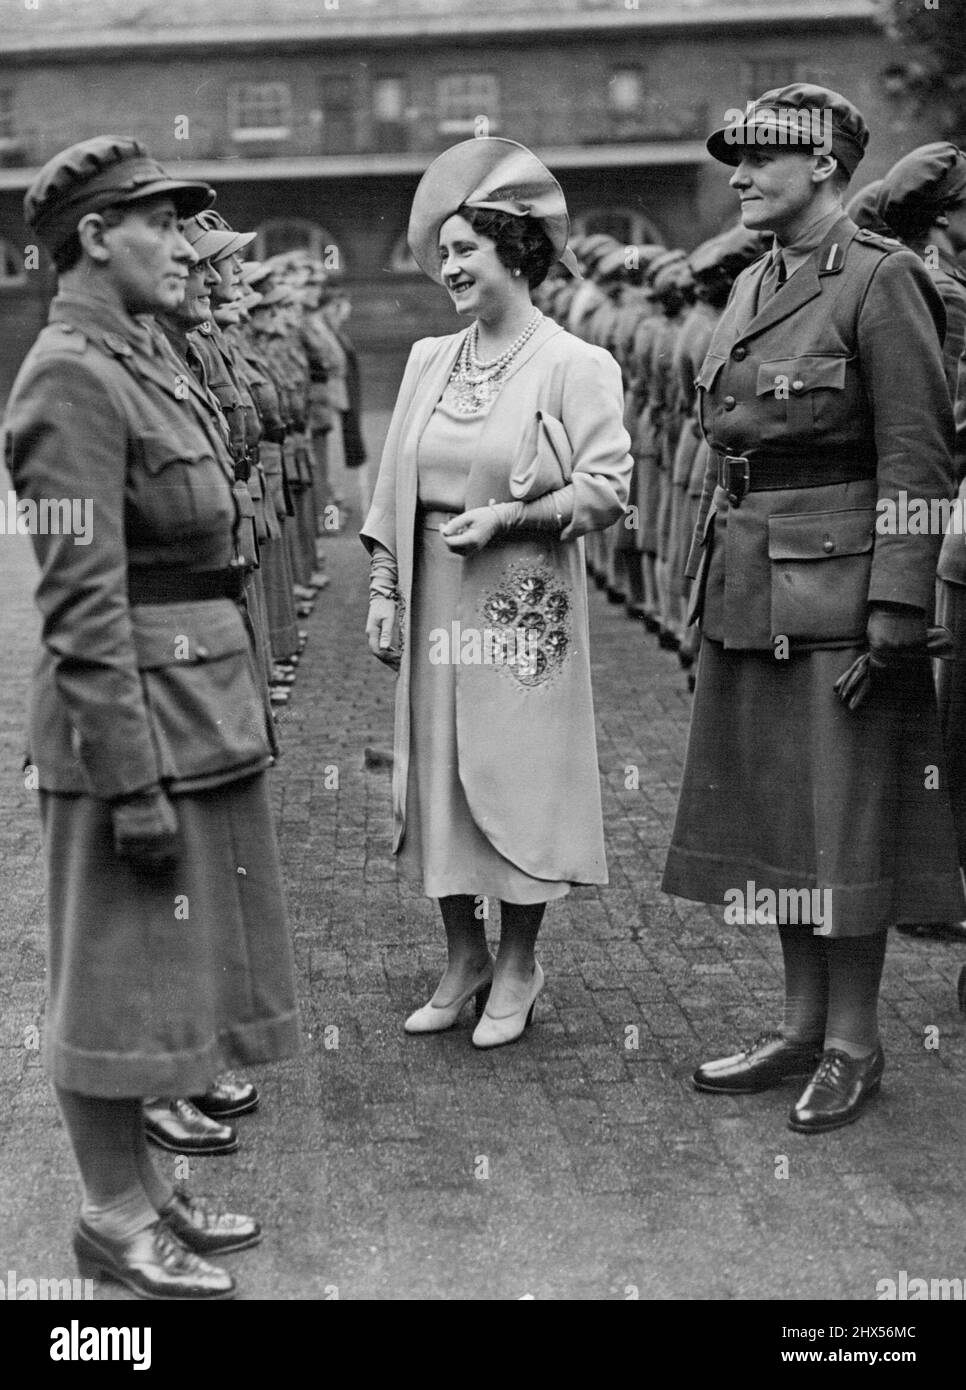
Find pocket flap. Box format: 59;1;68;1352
131;603;251;668
767;508;876;561
695;353;726;391
756;356;849;397
137;430;210;476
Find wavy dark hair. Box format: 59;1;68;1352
457;204;556;289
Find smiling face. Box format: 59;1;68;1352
730;150;830;242
94;196;195;314
438;213;516;319
171;256;219;328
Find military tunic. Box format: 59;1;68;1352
662;216;966;935
3;290;299;1095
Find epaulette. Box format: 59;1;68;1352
853;228;904;253
34;322;87;354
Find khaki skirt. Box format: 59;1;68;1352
662;636;966;936
41;773;299;1097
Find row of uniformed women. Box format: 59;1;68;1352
535;227;766;687
4;135;363;1301
138;226;367;1161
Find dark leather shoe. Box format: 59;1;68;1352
693;1031;823;1094
160;1190;261;1255
190;1073;259;1119
74;1219;235;1300
144;1098;238;1154
788;1045;885;1133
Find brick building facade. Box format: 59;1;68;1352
0;0;935;404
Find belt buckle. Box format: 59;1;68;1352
721;454;750;507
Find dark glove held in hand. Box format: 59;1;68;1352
112;787;180;870
866;605;929;670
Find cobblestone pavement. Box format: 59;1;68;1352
2;464;966;1302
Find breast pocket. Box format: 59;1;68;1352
756;355;850;436
133;430;234;541
767;507;875;644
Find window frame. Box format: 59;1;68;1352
229;81;293;143
436;71;500;136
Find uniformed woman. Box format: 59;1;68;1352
663;88;965;1132
5;138;299;1298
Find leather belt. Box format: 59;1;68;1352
714;451;877;507
127;565;246;604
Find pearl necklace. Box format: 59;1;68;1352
447;309;543;414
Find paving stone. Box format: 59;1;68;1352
4;502;966;1300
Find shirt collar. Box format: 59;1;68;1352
775;206;845;276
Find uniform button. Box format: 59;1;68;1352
723;395;736;410
732;346;747;361
195;645;210;660
792;379;805;392
822;536;835;553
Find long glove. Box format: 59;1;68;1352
366;542;401;670
111;786;180;871
440;486;575;555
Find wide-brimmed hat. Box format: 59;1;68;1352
408;136;579;283
185;208;255;262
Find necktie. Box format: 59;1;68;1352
757;249;787;308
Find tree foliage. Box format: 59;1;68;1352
877;0;966;140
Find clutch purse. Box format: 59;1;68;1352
510;410;573;501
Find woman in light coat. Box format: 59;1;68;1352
362;138;633;1048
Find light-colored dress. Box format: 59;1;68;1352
361;317;634;898
400;386;569;902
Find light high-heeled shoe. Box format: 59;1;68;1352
471;962;544;1049
404;961;494;1034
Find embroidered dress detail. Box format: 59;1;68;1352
480;562;571;688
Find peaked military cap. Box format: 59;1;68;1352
706;84;869;177
845;180;893;235
690;224;766;278
878;142;966;234
24;136;214;256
